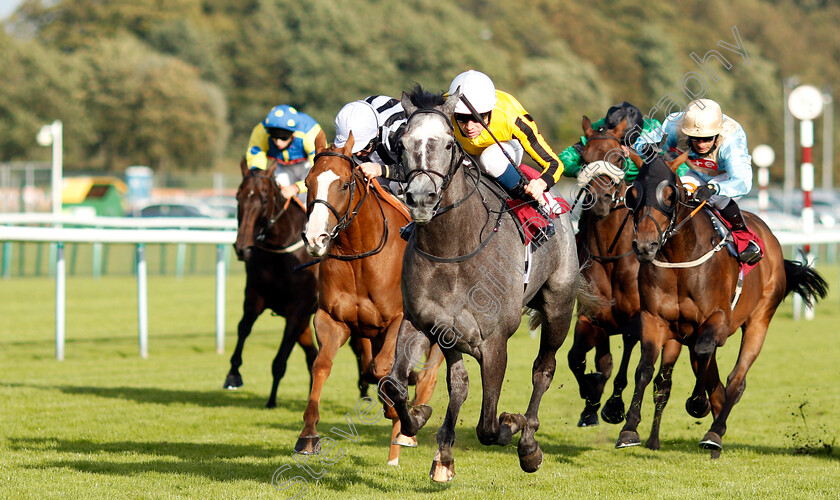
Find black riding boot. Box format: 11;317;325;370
718;200;762;264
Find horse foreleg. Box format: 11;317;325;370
266;314;309;408
295;310;350;455
617;312;666;448
702;318;770;456
371;317;408;466
382;320;435;440
224;291;265;389
431;350;468;483
567;316;606;427
349;337;372;399
645;339;682;450
602;313;641;424
297;325;318;392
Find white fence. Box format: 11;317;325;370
0;215;236;360
1;214;839;360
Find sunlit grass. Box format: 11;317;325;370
1;266;838;499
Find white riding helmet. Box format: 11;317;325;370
334;100;379;154
680;99;723;137
448;70;497;115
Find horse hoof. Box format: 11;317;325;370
265;399;277;409
429;459;454;483
699;431;722;451
686;396;711;418
403;404;433;437
294;435;320;455
519;445;543;473
393;433;418;447
223;373;243;389
601;398;626;424
577;409;599;427
616;430;641;449
500;412;527;434
645;437;660;450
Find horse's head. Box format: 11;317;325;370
625;150;690;262
578;115;628;219
303;130;358;257
234;158;285;261
399;86;461;224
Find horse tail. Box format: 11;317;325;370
783;259;828;308
575;269;610;318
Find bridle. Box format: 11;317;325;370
400;108;478;218
239;171;300;253
399;107;506;263
304;150;389;261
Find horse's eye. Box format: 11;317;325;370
445;142;453;151
342;182;350;191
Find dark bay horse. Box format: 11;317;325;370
382;87;580;482
227;158;319;408
567;116;645;427
616;152;828;456
299;130;442;466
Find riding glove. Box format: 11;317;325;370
693;183;718;202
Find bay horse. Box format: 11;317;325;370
382;87;580;482
567;116;645;427
227;158;319;408
568;116;685;428
616;152;828;456
299;130;442;466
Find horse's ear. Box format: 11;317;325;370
239;157;249;178
582;115;594;138
265;159;278;177
314;129;327;153
627;149;643;169
442;88;460;116
609;118;627;139
402;91;418;116
343;131;355;155
666;150;690;173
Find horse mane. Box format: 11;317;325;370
406;83;446;110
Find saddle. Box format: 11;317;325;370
506;165;571;247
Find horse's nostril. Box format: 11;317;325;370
405;193;416;207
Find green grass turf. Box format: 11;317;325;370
1;266;838;499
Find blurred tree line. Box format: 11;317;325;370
0;0;838;182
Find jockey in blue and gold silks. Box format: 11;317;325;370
246;105;322;200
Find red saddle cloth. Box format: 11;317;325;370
716;212;766;276
505;165;570;245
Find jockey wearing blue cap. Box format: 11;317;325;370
246;105;322;199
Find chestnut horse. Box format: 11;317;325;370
227;158;320;408
616;152;828;456
299;130;442;466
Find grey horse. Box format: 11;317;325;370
380;87;581;483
